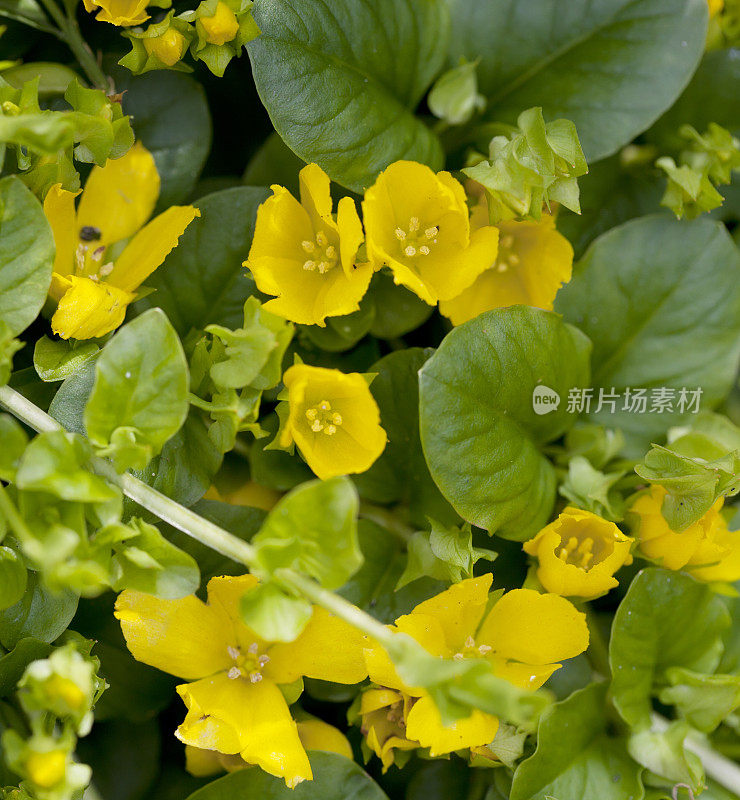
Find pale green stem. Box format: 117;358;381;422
359;501;415;543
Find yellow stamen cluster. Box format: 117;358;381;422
558;536;596;569
302;230;339;274
226;643;270;684
495;233;521;273
74;226;114;282
305;400;343;435
452;635;492;661
394;216;439;258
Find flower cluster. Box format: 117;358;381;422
245;161;573;329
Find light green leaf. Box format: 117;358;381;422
510;682;643;800
0;546;26;611
559;456;625;520
33;336;99;383
248;0;448;192
419;306;591;540
84;309;189;472
628;722;703;793
0;176;54;336
556;215;740;455
0;414;28;483
355;348;458;528
185;751;390;800
450;0;708;162
660;667;740;733
135;187;268;336
239;582;312;643
609;568;730;729
252;477;362;589
110;518;200;600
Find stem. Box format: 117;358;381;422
359;501;415;543
37;0;110;90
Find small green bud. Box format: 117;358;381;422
428;60;485;126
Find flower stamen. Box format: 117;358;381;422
305;400;343;436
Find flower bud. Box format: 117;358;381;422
200;1;240;45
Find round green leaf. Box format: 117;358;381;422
419;306;591;540
186;752;390;800
0;175;54;336
135;187;269;336
556;215;740;455
449;0;708;162
0;546;26;611
248;0;448;192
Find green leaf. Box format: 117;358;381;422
559;456;626;520
0;0;49;30
659;667;740;732
252;477;362;589
84;309;190;472
239;582;312;642
15;430;118;503
109;518;200;600
628;722;703;793
556;215;740;455
428;60;485;126
0;414;28;483
366;272;433;340
116;70;212;208
634;444;739;531
0;546;26;610
33;336;99;383
0;572;78;650
609;568;730;729
450;0;708;162
0;638;52;698
185;751;390;800
419;306;591;540
355;349;458;528
248;0;448;193
510;682;643;800
0;175;54;336
135;187;269;336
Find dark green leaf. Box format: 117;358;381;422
0;547;26;611
0;638;51;697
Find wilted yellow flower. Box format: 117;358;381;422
278;364;387;481
629;486;740;582
245;164;373;326
83;0;149;26
360;575;588;766
362;161;499;305
44;142;198;340
439;209;573;326
523;507;634;600
185;716;353;777
115;574;368;787
358;687;418;771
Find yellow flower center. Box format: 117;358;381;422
46;675;87;710
226;643;270;683
74;241;114;282
144;29;186;66
305;399;342;435
26;750;66;789
495;233;521;273
557;532;612;569
394;216;439;259
301;230;339;274
200;1;240;45
452;635;492;660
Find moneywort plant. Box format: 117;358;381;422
1;0;740;798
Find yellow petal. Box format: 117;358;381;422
108;205;200;292
690;525;740;583
363;642;407;693
77;142;159;247
184;746;224;778
43;184;79;281
337;196;364;276
488;657;559;691
83;0;149;25
176;674;312;788
266;606;369;684
297;718;353;760
405;694;499;757
407;574;492;653
299;163;334;228
115;590;235;680
282;364;387;480
360;687;403;715
477;589;589;666
51;276;134;340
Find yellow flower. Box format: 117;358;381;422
83;0;149;26
245;164;373;326
200;1;240;44
709;0;724;17
26;750;67;789
278;364;387;481
360;575;588;765
439;210;573;326
185;716;353;777
523;507;634;600
629;486;740;582
114;574;368;787
43;142;199;340
362;161;500;305
143;28;188;66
